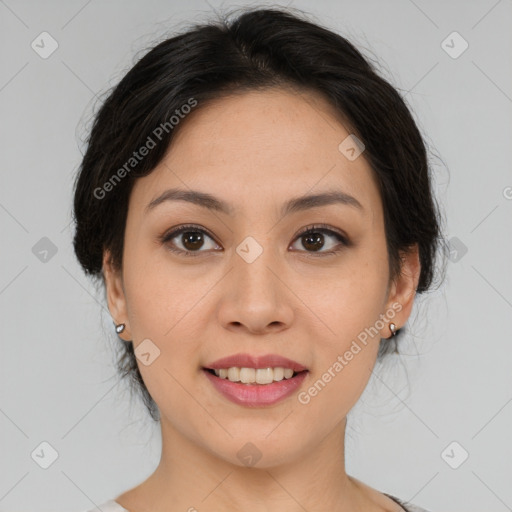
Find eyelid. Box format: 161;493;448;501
160;222;350;257
292;223;349;245
160;223;221;258
162;223;218;243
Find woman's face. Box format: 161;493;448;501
104;87;418;467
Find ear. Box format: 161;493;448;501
102;250;131;341
380;244;421;339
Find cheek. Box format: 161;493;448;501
315;249;389;337
305;249;388;395
121;252;206;414
122;240;206;339
299;282;385;421
119;249;210;414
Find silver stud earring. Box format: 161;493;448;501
115;323;126;334
389;323;398;337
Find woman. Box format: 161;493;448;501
73;7;444;512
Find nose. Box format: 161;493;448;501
216;241;294;335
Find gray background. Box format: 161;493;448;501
1;0;511;511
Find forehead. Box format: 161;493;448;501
129;87;380;223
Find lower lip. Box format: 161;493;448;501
203;369;308;407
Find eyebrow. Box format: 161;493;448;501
145;188;364;217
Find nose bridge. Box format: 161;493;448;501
232;234;279;300
216;232;294;332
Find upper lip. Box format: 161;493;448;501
204;353;308;372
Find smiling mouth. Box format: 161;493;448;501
203;367;307;385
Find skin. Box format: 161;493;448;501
103;87;420;512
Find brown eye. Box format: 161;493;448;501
161;223;349;258
301;231;325;251
290;225;348;255
161;225;220;257
180;231;205;251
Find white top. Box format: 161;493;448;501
84;497;431;512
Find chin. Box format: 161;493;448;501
206;432;308;470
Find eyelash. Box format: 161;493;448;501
160;223;350;259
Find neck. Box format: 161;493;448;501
118;415;381;512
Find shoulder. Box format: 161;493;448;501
82;499;129;512
349;476;432;512
385;493;432;512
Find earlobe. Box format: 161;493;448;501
102;250;131;340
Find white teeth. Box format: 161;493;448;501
227;367;239;381
256;368;273;384
240;367;255;383
273;367;284;381
212;366;299;384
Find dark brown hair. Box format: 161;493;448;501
73;6;446;421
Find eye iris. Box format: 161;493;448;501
302;232;324;251
182;231;204;250
173;229;334;253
